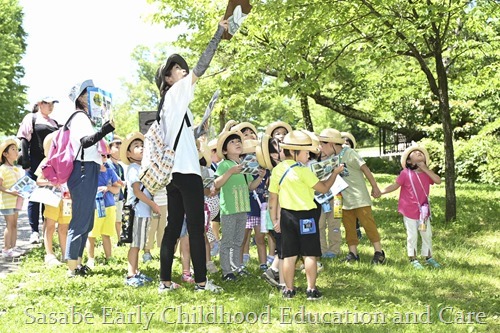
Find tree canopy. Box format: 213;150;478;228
0;0;27;135
118;0;499;220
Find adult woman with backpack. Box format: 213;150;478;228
65;79;115;277
155;19;228;293
17;97;60;244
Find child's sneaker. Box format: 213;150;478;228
143;252;153;263
306;288;323;301
12;247;26;256
206;260;218;274
195;280;223;293
86;258;95;269
262;267;280;287
2;248;22;259
210;241;220;257
182;273;195;284
158;282;181;293
372;250;386;265
411;259;424;270
237;267;250;277
322;252;336;259
29;232;40;244
426;257;442;268
259;263;268;271
345;252;360;263
136;272;153;283
125;276;144;287
282;288;296;299
45;254;62;266
67;267;87;278
222;273;237;282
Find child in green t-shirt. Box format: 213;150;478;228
214;130;266;282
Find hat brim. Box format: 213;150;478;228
232;122;258;136
198;141;212;166
265;121;292;137
281;130;320;153
242;139;259;155
0;139;18;158
256;134;274;170
216;130;243;160
157;54;189;92
120;132;145;165
401;146;430;168
340;132;357;149
318;136;345;144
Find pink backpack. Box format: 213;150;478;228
41;111;85;185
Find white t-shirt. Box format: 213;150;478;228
159;73;200;176
68;111;101;164
126;163;152;218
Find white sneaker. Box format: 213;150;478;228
29;232;40;244
45;254;62;266
195;280;223;293
86;258;95;269
2;248;22;258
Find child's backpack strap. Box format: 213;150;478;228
279;162;301;186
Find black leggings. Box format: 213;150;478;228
160;173;207;283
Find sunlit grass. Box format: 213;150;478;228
0;175;498;332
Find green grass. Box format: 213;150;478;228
0;174;499;332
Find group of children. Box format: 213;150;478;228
0;115;442;299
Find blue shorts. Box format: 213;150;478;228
0;208;19;216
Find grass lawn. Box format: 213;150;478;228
0;174;498;332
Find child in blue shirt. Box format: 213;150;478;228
86;152;120;267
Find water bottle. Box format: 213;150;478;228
260;202;268;233
333;193;343;219
96;191;106;218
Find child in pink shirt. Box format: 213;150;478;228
380;144;442;269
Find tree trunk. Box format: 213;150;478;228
300;95;314;132
435;56;457;222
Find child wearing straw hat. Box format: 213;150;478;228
0;138;24;258
268;130;344;300
214;130;265;282
121;132;160;287
380;143;442;269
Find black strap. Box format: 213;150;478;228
133;185;145;207
155;94;191;151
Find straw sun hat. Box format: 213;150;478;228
216;130;243;160
400;143;430;169
340;132;357;149
318;128;345;145
255;134;275;170
120;132;145;165
280;130;320;153
265;121;292;137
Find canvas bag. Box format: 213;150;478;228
41;111;84;186
139;111;189;195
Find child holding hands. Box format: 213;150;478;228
380;144;442;269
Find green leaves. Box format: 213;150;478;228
0;0;27;135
